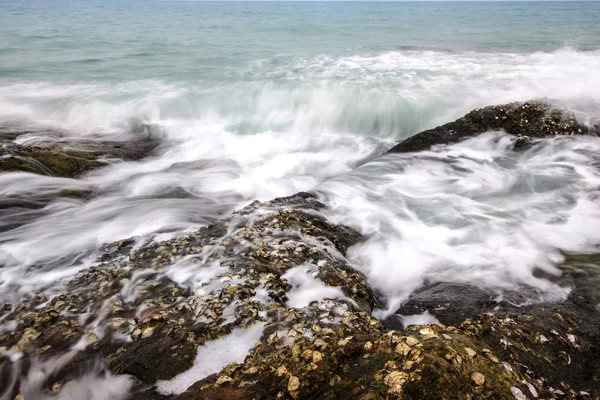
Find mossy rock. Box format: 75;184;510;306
0;144;104;177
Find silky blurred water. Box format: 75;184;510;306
2;2;600;396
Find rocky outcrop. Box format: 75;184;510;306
179;311;595;400
384;254;600;396
0;193;375;399
1;192;598;399
388;101;595;154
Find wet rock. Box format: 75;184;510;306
388;100;594;153
385;283;501;327
0;192;374;397
65;139;160;162
384;253;600;395
111;329;199;383
0;143;104;177
2;188;599;398
0;125;159;177
174;387;272;400
182;310;598;399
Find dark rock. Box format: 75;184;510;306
384;283;500;328
111;330;199;383
65;139;160;162
174;387;273;400
388;101;593;154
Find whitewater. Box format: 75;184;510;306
2;47;600;304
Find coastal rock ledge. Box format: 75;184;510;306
1;101;599;400
388;100;598;153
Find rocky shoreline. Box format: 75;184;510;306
1;101;599;399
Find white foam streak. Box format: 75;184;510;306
54;374;133;400
156;322;266;396
282;265;354;308
316;133;600;317
397;311;440;328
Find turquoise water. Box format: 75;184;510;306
2;1;600;82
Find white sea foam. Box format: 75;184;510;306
2;48;599;143
396;311;441;328
52;373;133;400
155;322;266;396
316;132;600;317
281;265;354;308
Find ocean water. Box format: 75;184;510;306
1;0;600;396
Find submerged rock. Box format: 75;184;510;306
0;125;159;177
388;101;595;153
0;143;104;177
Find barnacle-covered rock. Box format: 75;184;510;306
2;190;599;399
388;100;596;153
177;309;599;399
0;192;375;398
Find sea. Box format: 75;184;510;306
1;1;600;397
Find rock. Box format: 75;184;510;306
0;125;159;177
174;388;270;400
64;139;160;162
182;310;599;399
385;283;501;327
111;329;199;383
388;100;594;153
384;253;600;395
0;143;104;177
0;192;374;397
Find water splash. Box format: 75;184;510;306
316;132;600;317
